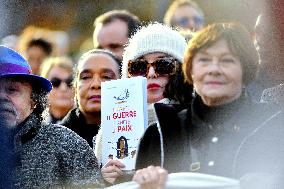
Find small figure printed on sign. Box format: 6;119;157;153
108;154;114;160
117;136;129;159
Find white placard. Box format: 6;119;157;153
101;77;147;170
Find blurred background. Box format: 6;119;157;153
0;0;270;57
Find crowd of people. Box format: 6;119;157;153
1;0;284;188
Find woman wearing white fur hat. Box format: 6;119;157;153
122;22;192;104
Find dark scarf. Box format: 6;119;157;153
60;108;100;148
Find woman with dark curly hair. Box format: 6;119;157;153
121;22;193;125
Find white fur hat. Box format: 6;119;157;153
122;22;187;78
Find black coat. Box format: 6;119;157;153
135;103;189;172
60;108;100;148
136;95;283;179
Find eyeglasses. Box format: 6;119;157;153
50;77;73;88
176;16;204;27
128;58;177;77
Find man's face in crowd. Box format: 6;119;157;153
173;5;204;31
93;19;129;60
26;45;48;75
0;78;34;127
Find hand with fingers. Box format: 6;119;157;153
101;159;125;184
132;166;168;189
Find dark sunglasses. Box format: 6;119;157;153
128;58;177;77
176;16;204;27
50;77;73;88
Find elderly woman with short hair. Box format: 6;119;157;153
133;23;283;188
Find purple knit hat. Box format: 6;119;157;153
0;45;52;92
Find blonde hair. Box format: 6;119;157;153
40;56;74;78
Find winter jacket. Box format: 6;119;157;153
135;103;190;173
14;113;103;188
136;94;282;178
